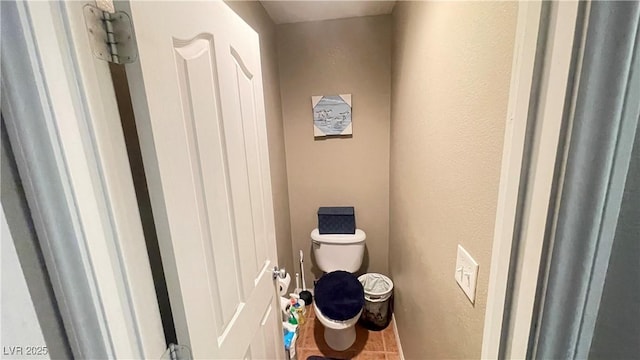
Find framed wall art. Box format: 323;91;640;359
312;94;352;137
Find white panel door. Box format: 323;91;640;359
120;1;284;358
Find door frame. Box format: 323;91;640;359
4;0;604;358
482;1;585;358
531;2;640;358
1;1;165;358
481;3;543;356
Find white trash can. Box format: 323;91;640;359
358;273;394;330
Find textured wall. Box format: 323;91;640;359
389;2;517;358
277;16;391;285
225;1;294;277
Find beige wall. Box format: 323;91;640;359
225;1;294;276
389;2;517;358
277;16;391;285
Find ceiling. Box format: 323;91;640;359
260;1;396;25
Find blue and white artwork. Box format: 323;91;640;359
312;94;352;137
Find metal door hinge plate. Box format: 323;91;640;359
83;4;137;64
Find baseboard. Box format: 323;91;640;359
392;314;405;360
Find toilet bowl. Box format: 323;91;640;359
311;229;367;351
313;270;365;351
313;302;362;351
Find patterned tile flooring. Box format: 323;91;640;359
295;306;400;360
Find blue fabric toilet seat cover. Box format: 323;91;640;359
314;270;365;321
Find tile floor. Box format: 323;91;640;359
295;306;400;360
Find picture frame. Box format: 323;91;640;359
312;94;352;137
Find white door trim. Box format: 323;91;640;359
1;1;165;358
482;2;583;358
481;2;543;358
505;3;583;358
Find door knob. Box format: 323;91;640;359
272;266;286;280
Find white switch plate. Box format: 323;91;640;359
455;244;479;304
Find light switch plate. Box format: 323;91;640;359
455;244;479;304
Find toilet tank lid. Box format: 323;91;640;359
311;228;366;244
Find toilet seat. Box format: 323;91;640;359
314;303;362;330
314;270;364;321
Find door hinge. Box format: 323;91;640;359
161;343;192;360
83;4;137;64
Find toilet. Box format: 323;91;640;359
311;228;366;351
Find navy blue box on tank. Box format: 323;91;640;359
318;207;356;234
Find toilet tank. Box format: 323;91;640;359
311;228;366;273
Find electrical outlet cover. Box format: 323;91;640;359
455;244;479;303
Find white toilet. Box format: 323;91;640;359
311;228;366;351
